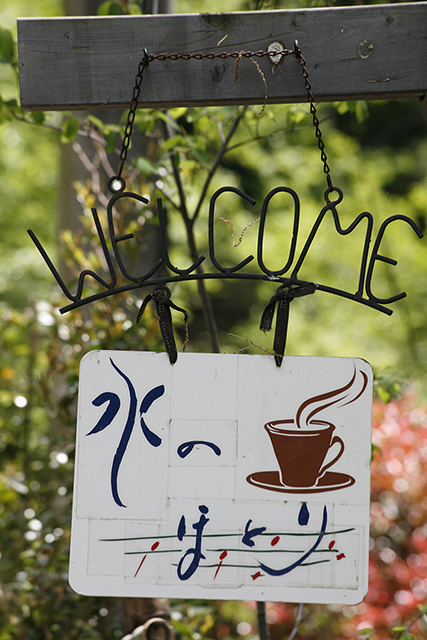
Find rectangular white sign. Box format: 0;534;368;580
69;351;372;604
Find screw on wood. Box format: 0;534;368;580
267;41;286;65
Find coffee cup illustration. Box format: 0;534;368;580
246;367;367;493
264;419;345;488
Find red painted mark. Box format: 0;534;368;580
329;540;335;550
271;536;280;546
134;555;147;577
252;571;262;580
337;553;346;560
134;541;160;578
214;550;228;580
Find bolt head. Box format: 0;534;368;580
268;41;286;65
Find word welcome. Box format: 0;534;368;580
28;184;423;316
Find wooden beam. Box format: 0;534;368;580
18;3;427;111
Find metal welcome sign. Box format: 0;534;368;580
27;42;424;366
69;351;372;605
19;6;425;613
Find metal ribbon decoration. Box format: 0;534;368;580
260;283;317;366
136;286;190;365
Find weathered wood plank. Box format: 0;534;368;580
18;3;427;111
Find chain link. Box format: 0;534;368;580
114;44;334;202
293;41;334;200
151;49;292;62
116;49;150;178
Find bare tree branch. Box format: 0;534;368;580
162;116;220;353
191;106;247;226
287;604;304;640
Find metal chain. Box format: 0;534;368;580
116;48;150;181
150;49;292;62
113;44;334;202
112;48;293;188
293;41;334;201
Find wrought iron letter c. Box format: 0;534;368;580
208;186;256;273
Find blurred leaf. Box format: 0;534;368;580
287;106;307;127
0;28;16;64
335;101;350;116
170;619;195;638
135;156;158;176
97;1;121;15
0;366;16;380
106;130;117;154
31;111;46;125
156;111;183;133
128;2;143;14
87;114;107;132
355;100;369;123
199;613;215;634
61;117;80;143
334;100;369;123
161;135;187;152
371;443;382;461
0;96;17;122
373;373;403;403
169;107;188;120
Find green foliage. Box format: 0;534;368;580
60;117;80;143
97;1;122;15
30;111;45;125
335;100;369;123
373;372;404;404
0;28;16;66
370;443;382;462
0;280;167;638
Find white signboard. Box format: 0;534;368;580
69;351;372;604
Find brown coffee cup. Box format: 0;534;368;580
264;419;345;487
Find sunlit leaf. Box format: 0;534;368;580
87;114;108;132
355;100;369;123
106;130;117;154
61;117;80;143
169;107;188;120
31;112;45;125
135;156;158;176
371;443;382;461
97;1;121;15
0;28;15;64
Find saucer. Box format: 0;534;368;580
246;470;355;494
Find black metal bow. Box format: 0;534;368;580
136;286;190;365
260;283;317;367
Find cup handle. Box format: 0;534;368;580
319;436;344;476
